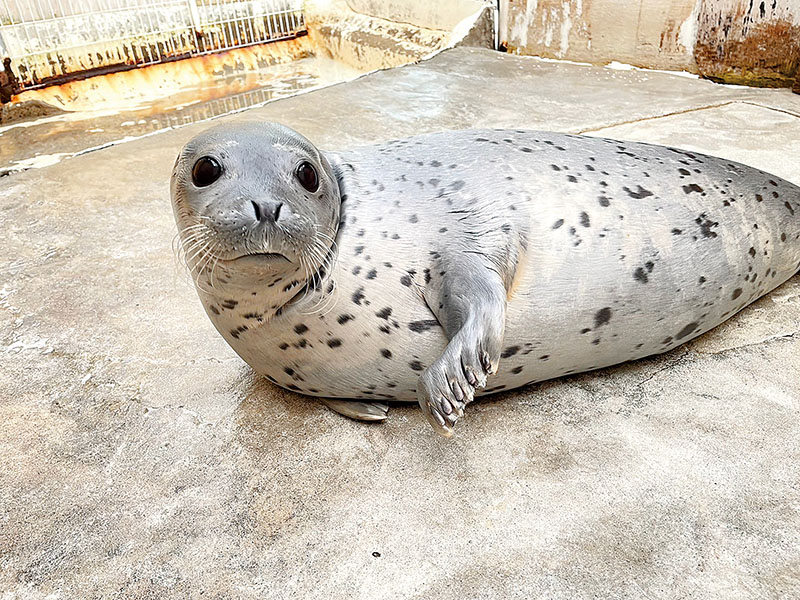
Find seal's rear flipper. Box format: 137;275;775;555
321;399;389;422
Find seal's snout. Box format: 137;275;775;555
250;199;283;224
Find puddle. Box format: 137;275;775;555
0;56;364;173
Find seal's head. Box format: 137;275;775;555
171;121;341;305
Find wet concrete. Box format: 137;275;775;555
1;47;799;598
0;56;362;175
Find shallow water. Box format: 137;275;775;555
0;57;363;174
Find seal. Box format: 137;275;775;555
171;121;800;436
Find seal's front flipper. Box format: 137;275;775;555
321;398;389;422
417;252;510;437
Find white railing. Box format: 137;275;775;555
0;0;305;89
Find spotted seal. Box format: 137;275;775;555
170;121;800;436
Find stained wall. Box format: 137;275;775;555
502;0;800;87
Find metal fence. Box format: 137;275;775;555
0;0;305;90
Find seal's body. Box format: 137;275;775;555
171;123;800;435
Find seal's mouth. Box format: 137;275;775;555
220;252;290;266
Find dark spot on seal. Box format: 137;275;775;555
409;360;424;371
676;322;699;339
354;246;365;255
400;274;412;287
352;287;366;305
376;307;392;320
327;338;343;348
598;196;610;207
409;214;418;224
520;147;533;153
540;355;550;361
283;367;295;377
769;180;778;186
439;227;448;233
366;268;378;279
229;326;247;339
678;168;690;176
337;314;354;325
293;324;308;335
623;185;654;199
430;160;442;167
580;212;591;227
592;338;601;345
748;247;756;258
278;342;289;350
287;384;301;392
552;219;564;230
699;276;706;284
501;346;520;358
683;183;704;194
781;233;787;242
594;307;612;327
580;328;591;334
633;268;648;283
755;193;763;202
732;288;743;299
567;175;578;183
511;366;523;374
695;213;719;238
550;164;561;171
209;305;220;315
352;266;362;276
409;319;438;333
785;202;795;215
663;337;673;344
450;181;465;191
381;349;392;359
221;300;238;309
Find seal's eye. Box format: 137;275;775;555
192;156;222;188
296;161;319;193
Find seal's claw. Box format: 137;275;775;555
418;395;455;438
417;339;480;435
321;399;389;422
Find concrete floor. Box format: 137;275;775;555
1;47;799;599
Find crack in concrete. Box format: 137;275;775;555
631;350;692;392
576;99;800;135
738;100;800;120
692;331;798;356
576;101;740;134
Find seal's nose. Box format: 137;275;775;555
251;200;283;223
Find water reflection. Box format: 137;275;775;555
0;57;362;171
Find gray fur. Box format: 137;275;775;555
171;121;800;436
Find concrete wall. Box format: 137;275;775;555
502;0;702;70
502;0;800;87
306;0;494;71
695;0;800;86
345;0;491;30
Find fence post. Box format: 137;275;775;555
186;0;202;55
